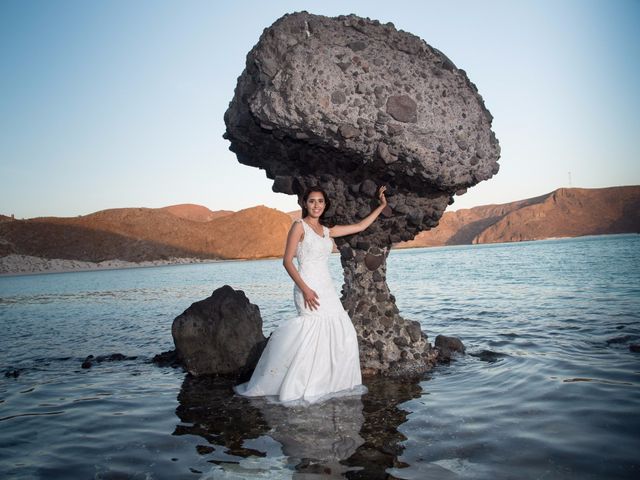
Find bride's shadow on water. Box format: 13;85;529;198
173;375;422;479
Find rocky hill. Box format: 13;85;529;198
397;186;640;248
159;204;233;222
1;186;638;266
0;205;291;262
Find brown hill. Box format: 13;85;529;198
2;186;637;262
0;205;292;262
397;186;640;248
160;204;233;222
474;186;640;243
205;206;292;259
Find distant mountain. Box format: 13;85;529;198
397;186;640;248
1;186;638;264
160;204;233;222
0;205;291;261
287;210;301;220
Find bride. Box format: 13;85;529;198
234;185;387;405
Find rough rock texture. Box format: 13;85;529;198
224;12;500;377
172;285;267;377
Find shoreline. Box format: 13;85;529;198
0;255;226;277
1;233;636;278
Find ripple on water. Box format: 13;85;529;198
1;235;639;478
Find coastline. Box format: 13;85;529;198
0;254;223;277
2;233;636;277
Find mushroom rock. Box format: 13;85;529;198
224;12;500;377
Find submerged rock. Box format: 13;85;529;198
4;368;21;378
435;334;466;362
152;349;181;368
605;335;634;345
224;12;499;377
469;349;508;363
81;353;138;369
172;285;267;377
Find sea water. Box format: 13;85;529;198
0;234;638;479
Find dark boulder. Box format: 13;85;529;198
172;285;267;377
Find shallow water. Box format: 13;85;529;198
1;234;639;479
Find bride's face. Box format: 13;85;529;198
305;192;325;218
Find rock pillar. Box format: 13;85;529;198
339;242;435;377
223;11;500;377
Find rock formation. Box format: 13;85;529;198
172;285;267;377
224;12;499;376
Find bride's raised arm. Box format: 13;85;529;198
329;185;387;238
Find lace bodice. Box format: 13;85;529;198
293;219;341;316
295;219;333;266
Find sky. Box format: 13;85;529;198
1;0;639;219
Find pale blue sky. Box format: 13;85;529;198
1;0;639;218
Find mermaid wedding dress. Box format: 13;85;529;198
234;219;367;405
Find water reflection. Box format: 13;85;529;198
173;375;424;478
343;378;423;480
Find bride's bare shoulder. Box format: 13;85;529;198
289;219;305;240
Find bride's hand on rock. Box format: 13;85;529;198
378;185;387;207
303;287;320;310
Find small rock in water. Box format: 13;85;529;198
469;350;508;363
81;355;94;369
606;335;634;345
95;353;137;362
629;344;640;353
81;353;137;369
435;334;465;362
152;349;181;368
4;368;21;378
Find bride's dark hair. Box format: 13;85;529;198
300;186;331;226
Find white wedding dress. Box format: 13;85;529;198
234;219;367;405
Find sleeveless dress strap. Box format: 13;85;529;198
294;219;306;239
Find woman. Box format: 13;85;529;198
234;185;388;405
